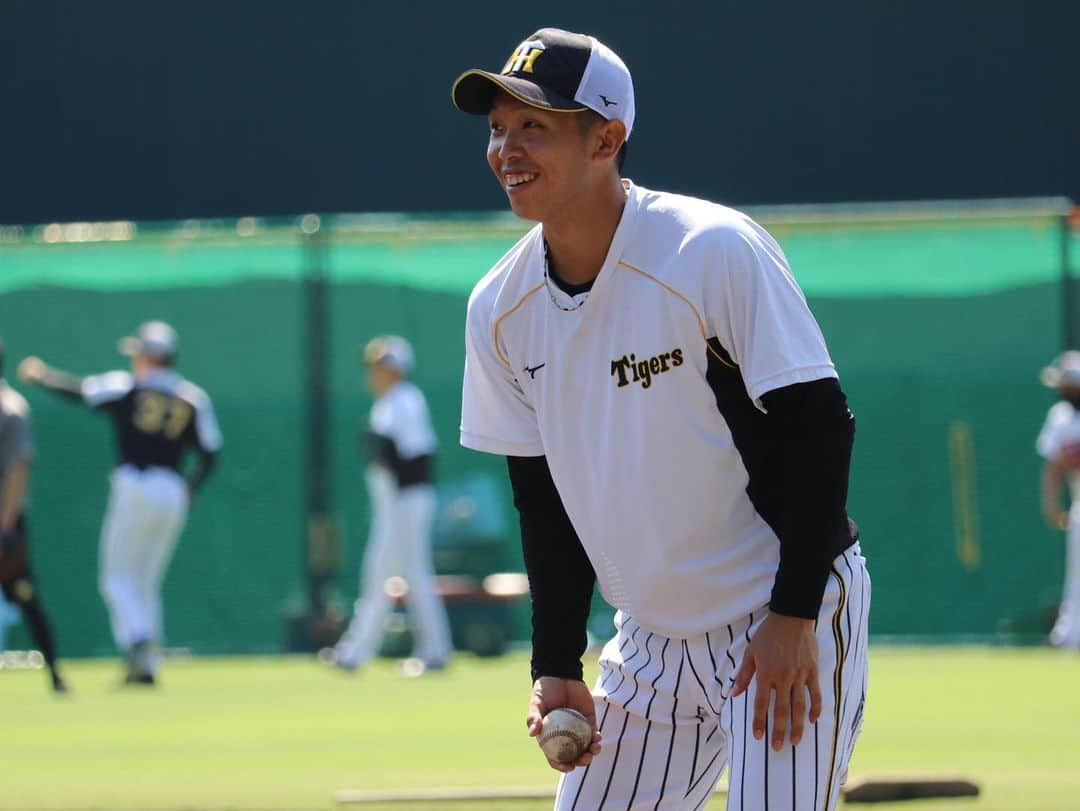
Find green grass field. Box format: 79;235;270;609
3;646;1078;810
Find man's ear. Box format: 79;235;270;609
593;118;627;162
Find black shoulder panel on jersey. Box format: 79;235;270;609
705;337;855;619
365;430;434;487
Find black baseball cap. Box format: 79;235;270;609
452;28;636;139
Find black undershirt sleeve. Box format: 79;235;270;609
506;455;596;683
760;377;857;619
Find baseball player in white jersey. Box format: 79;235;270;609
1037;351;1080;650
326;336;453;674
452;28;870;809
19;321;222;684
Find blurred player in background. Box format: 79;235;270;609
453;28;868;808
323;336;452;675
18;321;222;684
0;340;68;693
1037;350;1080;650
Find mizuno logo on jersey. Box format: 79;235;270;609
501;40;545;74
610;348;684;389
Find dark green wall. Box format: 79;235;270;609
1;0;1076;224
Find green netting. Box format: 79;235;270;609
2;208;1073;297
0;204;1074;656
774;220;1067;295
0;238;307;291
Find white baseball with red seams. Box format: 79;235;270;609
538;708;592;763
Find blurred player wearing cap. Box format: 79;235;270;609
323;336;452;674
1037;350;1080;650
0;339;68;692
18;321;222;684
453;28;869;809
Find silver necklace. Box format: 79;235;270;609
543;243;590;312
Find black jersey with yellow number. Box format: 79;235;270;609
81;369;222;471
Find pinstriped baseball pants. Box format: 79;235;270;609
555;545;870;811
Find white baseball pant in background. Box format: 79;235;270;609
556;545;870;811
99;465;188;666
1051;511;1080;649
336;470;452;668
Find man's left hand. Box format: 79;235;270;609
731;612;822;751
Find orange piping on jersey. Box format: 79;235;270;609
492;282;546;368
616;260;737;369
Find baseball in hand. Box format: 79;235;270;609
537;707;592;763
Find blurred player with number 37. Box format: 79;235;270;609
19;321;221;684
1037;351;1080;650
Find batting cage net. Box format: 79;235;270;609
0;198;1075;656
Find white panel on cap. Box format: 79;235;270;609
574;37;636;140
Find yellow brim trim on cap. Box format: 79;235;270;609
451;70;588;114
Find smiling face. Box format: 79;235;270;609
486;91;604;223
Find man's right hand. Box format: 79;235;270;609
17;357;46;384
1045;508;1069;531
526;676;602;772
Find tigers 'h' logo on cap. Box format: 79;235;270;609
501;39;546;75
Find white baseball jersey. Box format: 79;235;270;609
370;381;438;462
1037;401;1080;500
0;380;34;478
461;180;837;639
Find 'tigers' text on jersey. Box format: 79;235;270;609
610;348;684;389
